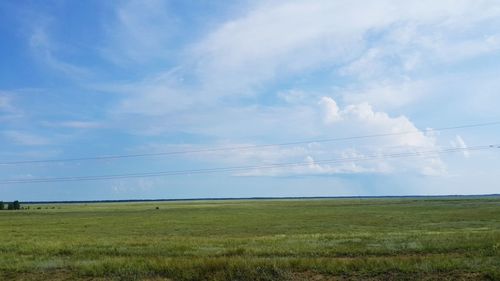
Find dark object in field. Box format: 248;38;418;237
155;206;160;210
7;200;21;210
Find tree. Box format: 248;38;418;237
13;200;20;210
7;203;14;210
0;201;4;210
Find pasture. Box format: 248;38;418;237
0;197;499;280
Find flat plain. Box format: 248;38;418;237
0;197;499;280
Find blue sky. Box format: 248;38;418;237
1;0;500;201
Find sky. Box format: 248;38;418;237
1;0;500;201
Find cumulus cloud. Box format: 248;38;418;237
319;97;342;123
319;97;435;148
10;0;497;184
170;97;444;177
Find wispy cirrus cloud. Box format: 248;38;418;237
101;0;179;65
41;120;104;129
0;93;15;113
29;23;91;78
190;0;500;95
106;0;500;121
2;0;500;199
5;0;499;186
2;130;51;146
0;91;24;121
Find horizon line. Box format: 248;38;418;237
15;194;500;204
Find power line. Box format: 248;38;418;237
1;121;499;166
1;144;497;184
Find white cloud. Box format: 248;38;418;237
0;91;24;121
109;70;195;117
319;97;342;123
87;1;500;188
427;34;500;64
319;97;435;148
278;89;308;104
191;0;500;95
192;1;370;94
2;0;500;198
158;97;444;177
340;79;430;110
42;120;104;129
101;0;177;64
20;0;494;180
0;93;15;113
59;121;102;129
2;131;51;146
340;25;500;81
29;24;90;78
106;0;500;123
451;135;470;158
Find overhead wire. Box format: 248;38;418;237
1;121;499;166
1;144;497;184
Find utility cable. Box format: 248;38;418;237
1;121;499;166
1;144;497;184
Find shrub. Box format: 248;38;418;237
0;201;4;210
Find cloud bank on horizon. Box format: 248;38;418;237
0;0;499;200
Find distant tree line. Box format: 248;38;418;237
0;200;21;210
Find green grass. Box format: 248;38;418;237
0;197;499;280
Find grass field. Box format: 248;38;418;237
0;197;499;280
